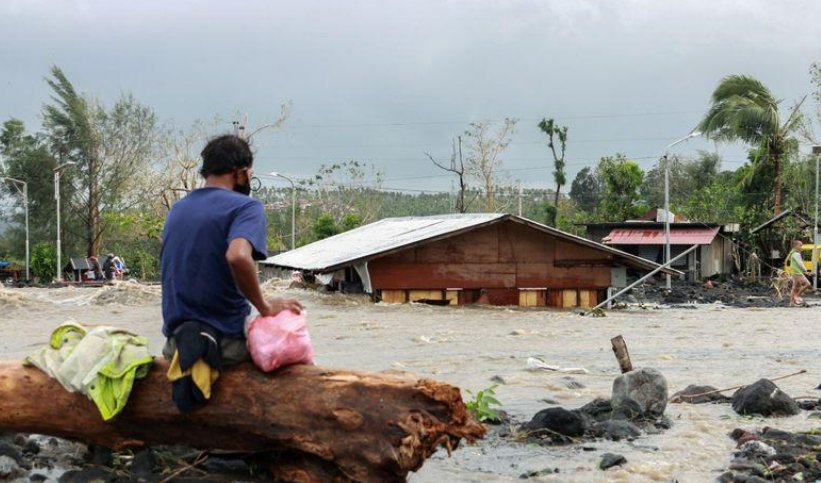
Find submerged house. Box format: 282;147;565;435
261;213;678;308
581;209;738;280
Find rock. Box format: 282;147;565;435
611;368;668;420
0;455;21;479
670;384;732;404
731;379;800;417
29;473;48;482
23;438;41;455
562;377;585;389
201;457;250;475
519;468;559;478
576;398;612;422
599;453;627;470
58;467;117;483
798;399;821;411
0;442;22;463
737;440;777;459
524;407;586;438
130;448;155;478
611;397;644;421
589;420;641;441
84;444;113;467
490;375;507;385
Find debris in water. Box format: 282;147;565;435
526;357;589;374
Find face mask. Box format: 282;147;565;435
234;181;252;196
234;168;252;196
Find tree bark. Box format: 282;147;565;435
0;361;484;482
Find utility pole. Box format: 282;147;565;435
663;131;702;289
518;184;523;217
813;145;821;290
664;156;671;289
53;162;76;283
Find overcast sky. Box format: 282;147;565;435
1;0;819;193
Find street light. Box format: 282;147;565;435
270;172;296;250
663;131;701;289
54;161;76;282
813;145;821;290
1;177;29;281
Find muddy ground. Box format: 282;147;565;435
1;281;820;482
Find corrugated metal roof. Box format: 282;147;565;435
263;213;506;272
262;213;681;275
603;227;719;245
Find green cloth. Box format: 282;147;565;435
25;322;153;421
787;249;806;275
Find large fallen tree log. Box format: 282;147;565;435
0;360;484;482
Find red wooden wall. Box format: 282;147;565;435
368;220;614;291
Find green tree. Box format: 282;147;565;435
697;74;804;216
42;65;158;257
569;166;602;214
30;242;56;282
312;214;339;241
598;154;645;221
0;119;59;260
537;118;568;226
341;213;363;231
641;151;721;210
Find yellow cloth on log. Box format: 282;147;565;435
166;351;219;400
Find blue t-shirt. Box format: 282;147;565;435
161;187;267;337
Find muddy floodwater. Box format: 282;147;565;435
1;283;819;482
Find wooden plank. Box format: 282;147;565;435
445;289;461;306
536;289;547;306
381;290;407;304
516;263;611;288
409;290;443;302
370;262;516;290
484;288;519;306
498;222;555;263
562;289;578;308
554;239;615;263
411;225;500;263
548;290;563;308
579;290;592;308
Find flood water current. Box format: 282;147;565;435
1;284;818;482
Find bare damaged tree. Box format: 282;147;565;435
463;119;517;212
538;118;569;226
426;136;468;213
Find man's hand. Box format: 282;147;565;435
262;297;304;317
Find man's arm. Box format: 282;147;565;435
226;238;303;317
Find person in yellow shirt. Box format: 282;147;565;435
787;239;811;306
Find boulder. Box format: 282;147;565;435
611;368;668;420
670;384;732;404
731;379;800;417
599;453;627;470
0;455;21;479
589;420;641;441
576;398;612;423
524;407;586;438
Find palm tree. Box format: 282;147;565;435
697;75;804;216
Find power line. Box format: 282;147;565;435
257;136;690;150
282;110;705;129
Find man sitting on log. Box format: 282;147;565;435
160;134;303;411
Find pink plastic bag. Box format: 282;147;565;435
247;311;314;372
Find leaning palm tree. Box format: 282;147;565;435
696;75;804;216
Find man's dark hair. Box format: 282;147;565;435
199;135;254;177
